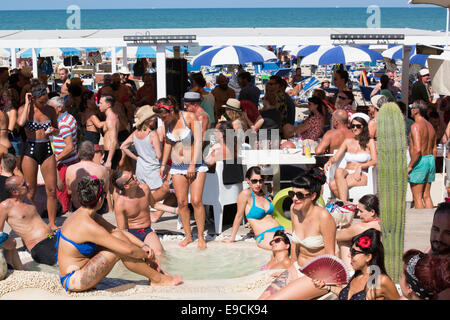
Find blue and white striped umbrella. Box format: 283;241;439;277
382;45;429;66
300;45;383;66
191;45;277;66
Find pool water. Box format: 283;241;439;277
23;242;270;281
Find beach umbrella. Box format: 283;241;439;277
39;47;81;58
191;45;277;66
17;48;41;59
105;46;159;59
300;45;383;66
382;45;429;66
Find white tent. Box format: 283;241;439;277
427;50;450;95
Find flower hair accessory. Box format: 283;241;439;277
405;254;434;300
358;236;371;249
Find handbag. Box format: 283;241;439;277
325;199;357;229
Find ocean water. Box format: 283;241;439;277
0;7;446;31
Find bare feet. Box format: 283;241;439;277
178;237;193;247
197;238;207;250
150;274;183;286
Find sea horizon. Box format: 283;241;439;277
0;7;446;31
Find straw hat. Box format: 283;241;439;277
221;98;241;112
134;105;156;128
370;95;387;110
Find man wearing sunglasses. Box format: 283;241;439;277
408;100;437;209
112;170;178;257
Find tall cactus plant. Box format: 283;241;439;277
377;102;408;283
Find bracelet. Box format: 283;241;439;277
141;244;149;248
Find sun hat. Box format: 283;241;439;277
350;112;370;125
370;95;388;110
222;98;241;112
419;69;430;77
119;66;131;75
134;105;156;128
183;92;201;102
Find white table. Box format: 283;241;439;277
240;149;316;193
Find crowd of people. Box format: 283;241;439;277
0;61;448;298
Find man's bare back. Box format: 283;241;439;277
316;128;354;154
0;199;52;251
66;161;109;208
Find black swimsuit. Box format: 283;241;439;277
23;120;54;165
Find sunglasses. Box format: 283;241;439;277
350;124;363;129
269;237;286;246
350;247;366;257
250;179;265;185
124;175;135;186
338;95;348;100
288;191;311;199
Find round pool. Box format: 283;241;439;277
22;241;270;281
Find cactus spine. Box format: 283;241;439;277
377;102;408;283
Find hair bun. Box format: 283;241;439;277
307;167;326;185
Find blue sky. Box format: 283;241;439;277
0;0;432;10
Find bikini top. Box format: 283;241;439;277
338;280;367;300
166;112;194;144
246;191;274;220
291;231;324;250
55;230;97;257
24;119;52;132
344;152;371;163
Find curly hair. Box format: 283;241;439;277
77;176;105;209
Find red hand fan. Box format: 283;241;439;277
299;254;350;285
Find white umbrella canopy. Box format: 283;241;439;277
191;45;276;66
300;46;383;66
0;48;10;58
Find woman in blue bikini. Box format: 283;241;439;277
55;176;182;292
223;166;284;250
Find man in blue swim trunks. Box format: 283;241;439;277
408;100;437;209
112;170;178;257
0;176;57;266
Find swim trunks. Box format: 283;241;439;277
408;154;436;184
30;235;57;265
128;227;154;242
0;232;9;247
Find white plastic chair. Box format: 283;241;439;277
323;154;377;204
201;160;243;234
